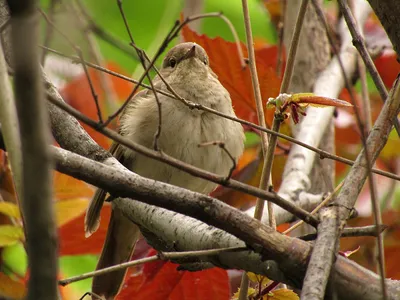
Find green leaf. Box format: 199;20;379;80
1;243;27;277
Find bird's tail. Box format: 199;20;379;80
85;188;107;237
92;208;140;300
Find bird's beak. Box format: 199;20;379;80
182;45;196;61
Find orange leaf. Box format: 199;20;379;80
291;93;352;108
55;198;89;228
54;171;94;201
0;272;26;299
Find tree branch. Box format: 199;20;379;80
7;1;57;299
52;145;400;300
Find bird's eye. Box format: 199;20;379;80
203;60;207;65
169;58;177;68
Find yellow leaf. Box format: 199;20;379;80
264;288;299;300
232;287;256;299
0;225;24;247
247;272;270;286
54;172;94;200
0;202;21;219
0;273;26;299
55;198;88;227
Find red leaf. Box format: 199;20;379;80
118;250;230;300
58;204;111;255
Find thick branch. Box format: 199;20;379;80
52;146;400;300
7;1;57;299
367;1;400;58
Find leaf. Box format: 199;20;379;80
55;198;89;227
340;246;360;258
182;25;282;126
232;287;257;299
58;203;111;255
290;93;353;108
54;171;94;201
0;202;21;219
118;249;230;300
247;272;270;286
1;243;27;277
264;288;299;300
0;225;24;247
0;272;26;299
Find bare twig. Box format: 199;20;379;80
59;246;245;286
40;0;57;65
116;1;163;150
241;0;270;229
29;46;400;183
52;145;400;300
198;141;237;181
302;1;388;299
38;8;103;123
47;93;319;226
283;180;343;235
338;0;400;136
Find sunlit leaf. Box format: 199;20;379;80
264;288;299;300
55;198;89;227
0;225;24;247
54;172;94;201
232;287;256;299
247;272;270;286
0;202;20;219
1;243;27;277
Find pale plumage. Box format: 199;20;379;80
86;42;244;299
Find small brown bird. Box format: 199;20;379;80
85;42;244;299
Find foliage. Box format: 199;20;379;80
1;0;400;299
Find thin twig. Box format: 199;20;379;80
38;8;103;123
30;46;400;183
338;0;400;136
240;0;274;296
299;224;388;241
40;0;57;65
283;180;344;235
46;93;319;226
77;50;103;123
198;141;237;181
78;292;102;300
69;0;119;115
59;246;246;285
305;2;387;299
115;2;163;150
241;0;270;230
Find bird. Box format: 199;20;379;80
84;42;245;299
